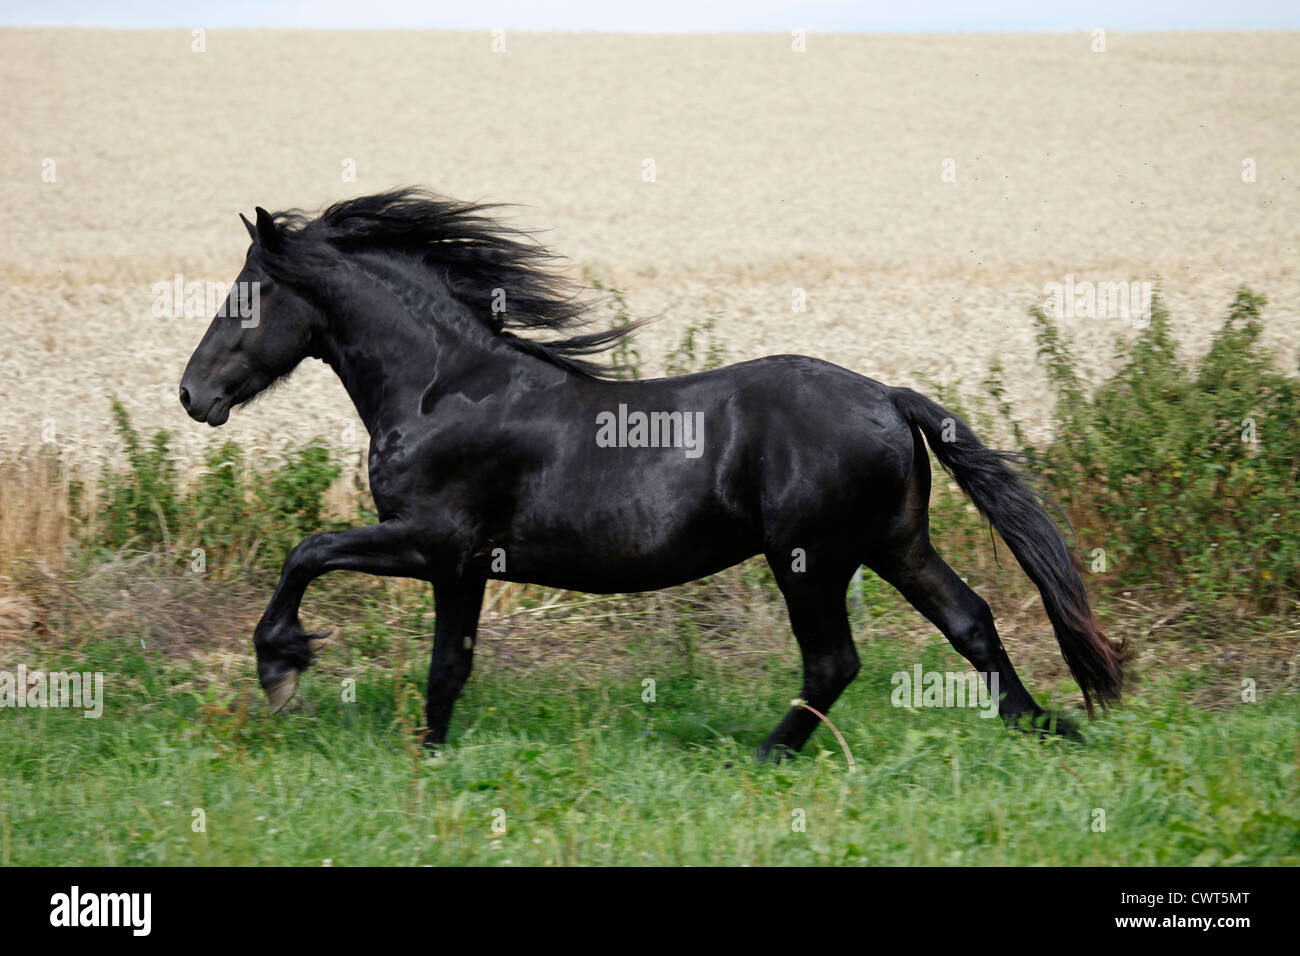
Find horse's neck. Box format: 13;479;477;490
316;264;510;436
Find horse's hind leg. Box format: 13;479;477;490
868;539;1066;733
757;555;861;762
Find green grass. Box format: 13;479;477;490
4;635;1296;866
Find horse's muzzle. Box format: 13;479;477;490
179;385;229;426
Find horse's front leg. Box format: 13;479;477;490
254;522;430;711
423;573;487;749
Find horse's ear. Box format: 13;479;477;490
254;206;282;252
239;212;257;242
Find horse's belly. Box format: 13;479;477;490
499;504;760;593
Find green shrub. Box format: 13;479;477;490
1013;288;1298;611
98;399;182;552
93;402;348;578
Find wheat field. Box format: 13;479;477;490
2;29;1297;468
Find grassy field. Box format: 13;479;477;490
4;628;1296;867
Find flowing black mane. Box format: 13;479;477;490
255;188;635;379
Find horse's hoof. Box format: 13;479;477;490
1042;710;1086;743
755;742;795;764
1007;709;1085;743
264;672;300;714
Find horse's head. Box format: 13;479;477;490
179;208;324;426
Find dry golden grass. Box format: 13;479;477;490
0;453;67;648
0;449;70;580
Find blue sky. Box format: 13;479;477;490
3;1;1298;32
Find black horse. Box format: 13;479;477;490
180;188;1125;759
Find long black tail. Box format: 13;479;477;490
890;387;1127;717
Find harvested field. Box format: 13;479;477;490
2;29;1297;466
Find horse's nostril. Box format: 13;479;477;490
179;386;191;410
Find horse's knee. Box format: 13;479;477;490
283;532;332;580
